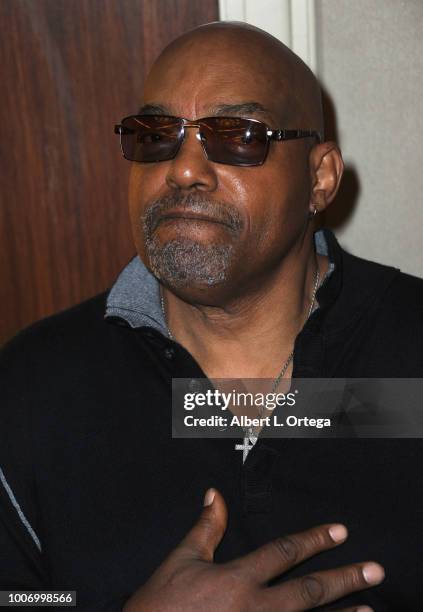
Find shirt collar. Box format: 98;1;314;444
105;255;168;334
104;228;335;332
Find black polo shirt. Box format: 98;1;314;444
1;229;423;610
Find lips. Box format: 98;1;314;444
155;210;234;231
144;195;244;239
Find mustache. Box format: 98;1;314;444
142;193;244;236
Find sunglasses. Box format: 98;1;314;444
114;115;322;167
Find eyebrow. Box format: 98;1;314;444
210;102;272;118
137;103;170;115
137;101;273;119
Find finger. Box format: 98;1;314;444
266;561;384;611
169;488;228;563
236;523;348;583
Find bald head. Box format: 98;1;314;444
143;21;323;133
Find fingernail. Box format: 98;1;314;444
356;606;373;612
204;488;216;507
328;524;348;542
362;562;385;584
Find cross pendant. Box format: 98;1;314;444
235;436;255;463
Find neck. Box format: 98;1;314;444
162;238;327;380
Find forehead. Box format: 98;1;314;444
143;43;287;123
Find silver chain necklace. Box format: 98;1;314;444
240;266;320;458
270;266;320;393
160;291;174;341
160;267;320;458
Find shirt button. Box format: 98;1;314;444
189;379;202;392
164;347;175;360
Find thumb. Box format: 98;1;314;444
174;488;228;563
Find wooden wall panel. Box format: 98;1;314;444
0;0;219;344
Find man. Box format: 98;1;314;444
1;21;423;611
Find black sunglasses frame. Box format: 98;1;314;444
114;114;323;167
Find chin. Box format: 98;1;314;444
146;237;234;291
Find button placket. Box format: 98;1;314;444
164;347;175;360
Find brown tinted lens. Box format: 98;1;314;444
199;117;268;166
121;116;183;162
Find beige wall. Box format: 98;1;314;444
315;0;423;277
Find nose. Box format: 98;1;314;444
165;126;218;192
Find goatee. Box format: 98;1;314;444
142;193;243;288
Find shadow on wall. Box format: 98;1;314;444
319;86;361;231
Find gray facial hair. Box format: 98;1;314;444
146;238;234;287
142;195;243;288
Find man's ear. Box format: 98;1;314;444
309;142;344;214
